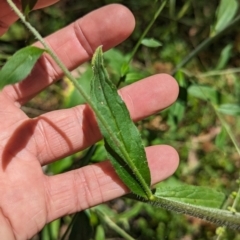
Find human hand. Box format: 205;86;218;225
0;2;179;239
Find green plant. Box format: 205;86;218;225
1;0;240;239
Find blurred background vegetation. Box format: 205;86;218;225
1;0;240;239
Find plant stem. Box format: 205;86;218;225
127;0;167;65
148;197;240;230
171;14;240;75
180;68;240;78
95;208;135;240
117;0;167;87
213;108;240;239
6;0;93;107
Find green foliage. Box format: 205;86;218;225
217;104;240;116
188;85;220;104
21;0;38;17
216;44;233;70
91;46;151;199
213;0;239;34
2;0;240;239
0;46;44;89
155;185;225;208
69;212;93;240
141;38;162;48
90;46;238;231
41;219;61;240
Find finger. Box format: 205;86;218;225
45;145;179;222
2;4;135;105
31;74;178;165
0;0;59;36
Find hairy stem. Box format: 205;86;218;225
148;197;240;230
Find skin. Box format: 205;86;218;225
0;1;179;239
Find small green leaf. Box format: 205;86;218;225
90;46;152;199
95;225;105;240
214;0;238;33
49;219;61;240
104;48;128;77
141;38;162;48
125;72;146;84
22;0;38;16
140;185;240;230
217;103;240;116
148;193;240;230
0;46;45;89
216;44;233;70
215;127;228;149
69;211;92;240
155;185;225;208
120;62;129;77
188;85;219;104
62;66;92;107
48;156;73;174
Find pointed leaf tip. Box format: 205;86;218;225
90;46;152;199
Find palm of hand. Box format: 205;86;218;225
0;95;48;238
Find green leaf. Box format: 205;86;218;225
215;127;228;149
214;0;238;33
155;185;225;208
148;192;240;230
0;22;28;42
41;219;60;240
62;66;92;107
95;225;105;240
188;85;219;104
69;211;92;240
215;44;233;70
120;62;129;77
104;48;128;77
217;103;240;116
141;38;162;48
125;72;146;84
48;219;60;240
48;156;73;174
0;46;45;89
90;46;152;199
22;0;38;16
139;185;240;230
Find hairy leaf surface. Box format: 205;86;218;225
150;186;240;230
155;185;225;208
90;46;151;199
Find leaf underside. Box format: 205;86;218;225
90;46;151;199
89;46;239;231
